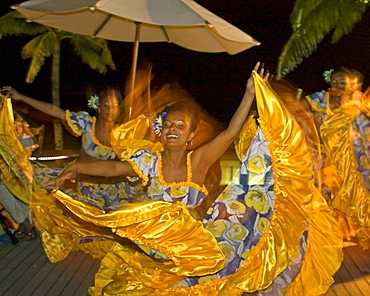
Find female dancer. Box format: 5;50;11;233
46;63;342;295
305;68;370;248
1;86;149;211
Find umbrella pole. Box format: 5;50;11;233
128;22;141;119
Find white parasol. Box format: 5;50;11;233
13;0;260;117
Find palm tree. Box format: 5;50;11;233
276;0;369;80
0;11;116;150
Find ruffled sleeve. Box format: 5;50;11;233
125;150;156;186
306;90;329;112
65;110;93;137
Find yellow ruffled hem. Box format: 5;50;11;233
125;158;149;186
52;190;226;277
65;110;83;137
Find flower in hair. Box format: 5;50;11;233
88;95;100;110
153;112;167;136
322;68;334;84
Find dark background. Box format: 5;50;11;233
1;0;370;149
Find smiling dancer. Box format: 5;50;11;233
45;63;342;296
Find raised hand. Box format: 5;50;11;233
0;87;23;100
246;62;272;95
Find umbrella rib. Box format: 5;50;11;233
93;14;112;37
160;26;170;43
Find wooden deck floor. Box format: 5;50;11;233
1;237;369;295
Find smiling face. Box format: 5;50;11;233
97;92;120;123
161;111;194;148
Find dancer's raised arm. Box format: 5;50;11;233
0;87;65;120
44;160;138;189
194;62;270;168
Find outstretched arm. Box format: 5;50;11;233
195;62;270;168
44;160;138;189
1;87;66;120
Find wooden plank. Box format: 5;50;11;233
335;256;363;296
60;253;98;296
10;250;49;296
28;250;79;296
327;271;350;296
73;259;100;296
15;255;65;295
345;244;370;287
0;237;29;272
340;246;370;295
0;238;40;293
46;251;88;296
0;240;45;296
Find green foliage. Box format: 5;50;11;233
0;11;48;38
22;32;55;83
277;0;368;80
68;34;116;74
0;10;117;149
0;11;116;82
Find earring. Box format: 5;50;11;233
187;139;193;147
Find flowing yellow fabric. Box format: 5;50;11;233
52;190;226;295
111;114;162;160
0;98;116;262
215;73;343;295
234;115;258;162
321;101;370;249
0;97;33;202
53;190;225;274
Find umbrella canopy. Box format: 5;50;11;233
13;0;259;54
13;0;260;116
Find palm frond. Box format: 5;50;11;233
68;34;116;74
331;1;367;42
101;43;116;71
21;32;55;83
290;0;324;30
277;0;368;79
0;11;48;38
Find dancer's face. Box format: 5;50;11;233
330;73;348;93
161;111;194;148
98;93;120;122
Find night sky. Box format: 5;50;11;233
1;0;370;149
